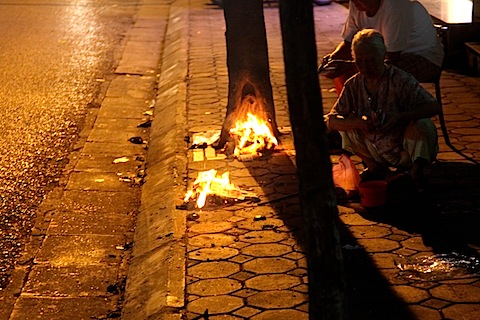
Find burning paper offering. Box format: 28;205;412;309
191;130;221;147
184;169;258;209
229;112;278;156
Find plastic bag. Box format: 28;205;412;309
332;154;361;195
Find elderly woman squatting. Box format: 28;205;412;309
325;29;440;189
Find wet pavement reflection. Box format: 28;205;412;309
0;0;137;288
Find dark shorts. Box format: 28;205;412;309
392;53;442;83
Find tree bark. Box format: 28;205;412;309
278;1;347;319
218;0;280;150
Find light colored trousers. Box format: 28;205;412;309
340;118;438;168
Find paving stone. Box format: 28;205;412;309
188;221;235;233
287;268;308;279
227;216;246;224
421;298;451;310
233;306;262;318
430;284;480;302
241;243;292;257
245;274;301;291
230;271;256;282
390;285;430;303
252;186;276;197
280;237;302;247
357;238;400;253
251;168;271;176
296;303;309;313
401;237;433;252
236;206;277;219
189;159;227;171
251;309;308;320
189;261;240;279
189;234;236;248
442;304;480;320
349;225;392;238
411;281;438;290
188;278;242;296
188;247;239;261
407;305;442;320
246;290;308;309
224;227;250;237
236;218;285;231
297;257;307;269
283;252;305;261
228;254;254;264
340;213;377;226
293;283;309;293
207;315;243;320
195;210;236;223
387;233;410;242
228;242;251;250
243;257;297;274
187;295;244;315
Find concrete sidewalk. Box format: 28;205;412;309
1;1;171;319
123;1;480;319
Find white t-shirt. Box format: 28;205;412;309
342;0;444;67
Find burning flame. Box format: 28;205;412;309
184;169;253;208
229;112;278;156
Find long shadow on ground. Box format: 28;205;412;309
370;161;480;255
241;148;417;320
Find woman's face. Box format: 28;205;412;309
353;46;385;79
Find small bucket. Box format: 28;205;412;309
358;180;388;207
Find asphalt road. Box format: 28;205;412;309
0;0;138;288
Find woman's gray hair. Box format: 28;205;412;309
351;28;386;57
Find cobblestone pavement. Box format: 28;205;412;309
179;1;480;319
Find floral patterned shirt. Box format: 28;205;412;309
329;65;436;162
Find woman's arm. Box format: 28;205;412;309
327;41;352;60
382;101;440;132
327;113;373;132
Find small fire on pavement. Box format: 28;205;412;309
225;93;278;159
183;92;276;209
230;111;278;157
183;169;257;209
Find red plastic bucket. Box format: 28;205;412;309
358;180;388;207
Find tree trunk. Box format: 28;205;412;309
278;1;347;319
218;0;280;151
